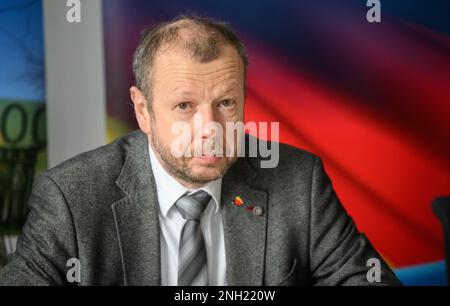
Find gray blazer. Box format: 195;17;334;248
0;131;401;285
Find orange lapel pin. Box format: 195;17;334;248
232;196;244;207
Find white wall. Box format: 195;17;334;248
43;0;106;168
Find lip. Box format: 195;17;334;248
193;156;221;162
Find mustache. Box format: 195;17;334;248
176;137;239;158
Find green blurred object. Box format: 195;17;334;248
0;100;47;234
0;148;38;234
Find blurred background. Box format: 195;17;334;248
0;0;449;285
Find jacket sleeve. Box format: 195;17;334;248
309;156;402;286
0;174;78;286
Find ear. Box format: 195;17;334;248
130;86;152;134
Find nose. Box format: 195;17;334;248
197;105;216;139
198;104;214;124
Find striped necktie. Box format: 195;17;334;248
175;190;211;286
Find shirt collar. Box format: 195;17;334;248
148;144;222;218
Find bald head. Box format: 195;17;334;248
174;21;222;62
132;15;248;104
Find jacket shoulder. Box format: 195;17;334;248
42;130;143;191
245;135;318;173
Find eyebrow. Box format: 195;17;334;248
218;85;241;97
168;82;242;101
169;89;196;100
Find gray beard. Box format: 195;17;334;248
149;125;236;186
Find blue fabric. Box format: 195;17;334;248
394;260;448;286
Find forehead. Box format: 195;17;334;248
152;44;244;89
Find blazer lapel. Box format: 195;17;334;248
111;132;161;285
222;158;268;286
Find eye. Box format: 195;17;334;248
218;99;236;109
175;102;192;112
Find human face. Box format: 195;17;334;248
131;44;245;188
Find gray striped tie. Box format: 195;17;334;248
175;190;211;286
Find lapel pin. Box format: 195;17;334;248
252;206;263;216
231;196;263;216
232;196;244;207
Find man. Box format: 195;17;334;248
0;16;400;286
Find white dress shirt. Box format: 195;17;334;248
148;145;228;286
